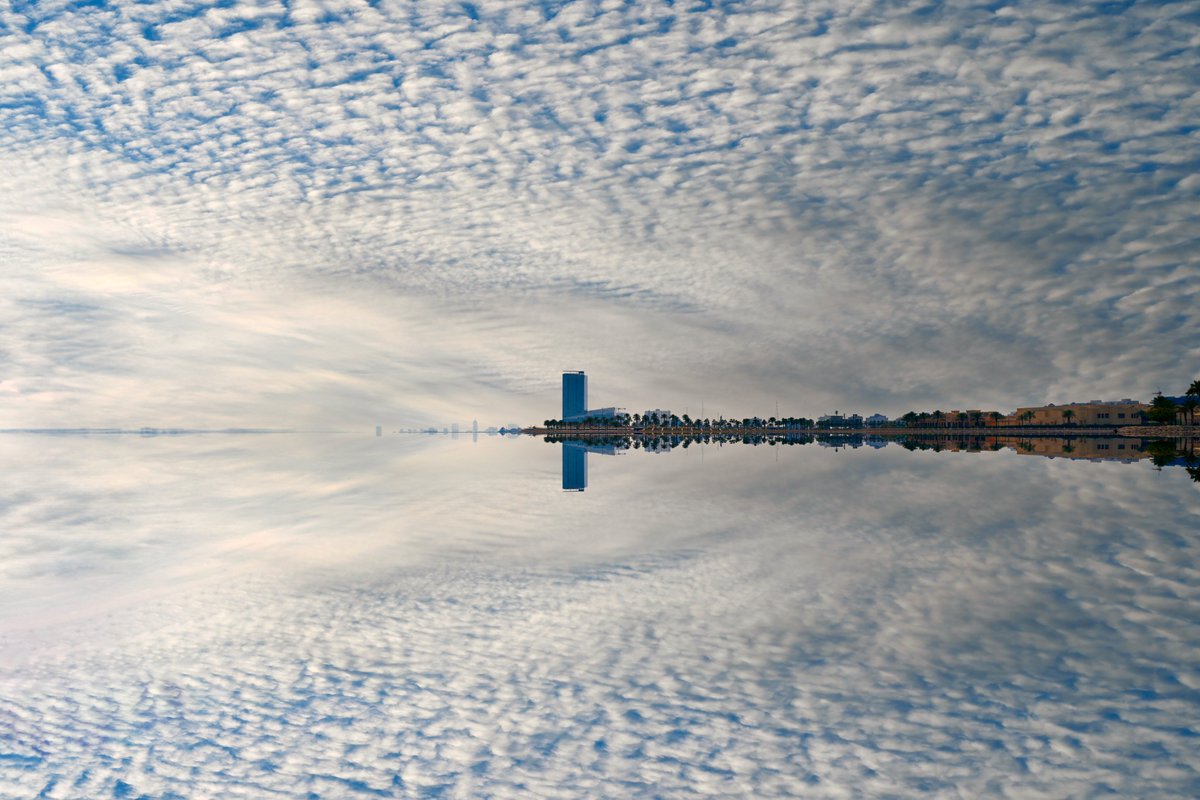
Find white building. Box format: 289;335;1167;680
641;409;673;425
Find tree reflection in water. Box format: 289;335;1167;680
544;432;1200;488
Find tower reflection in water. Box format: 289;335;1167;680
561;441;620;491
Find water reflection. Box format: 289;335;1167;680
547;432;1200;490
561;440;620;491
2;432;1198;796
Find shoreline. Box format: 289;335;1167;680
1117;425;1199;438
525;425;1199;438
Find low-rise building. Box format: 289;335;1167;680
563;406;625;423
818;414;863;429
641;409;673;425
1008;400;1148;427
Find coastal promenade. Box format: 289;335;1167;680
1118;425;1200;438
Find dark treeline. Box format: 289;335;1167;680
898;410;1007;428
540;377;1200;431
543;431;817;451
541;413;817;430
1148;379;1200;425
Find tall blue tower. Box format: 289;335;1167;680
562;371;587;421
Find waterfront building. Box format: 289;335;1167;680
642;409;672;425
563;371;587;421
1008;400;1148;426
818;414;863;429
559;371;630;423
563;407;627;424
865;413;889;427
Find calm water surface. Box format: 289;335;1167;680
1;433;1197;797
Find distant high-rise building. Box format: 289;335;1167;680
472;419;478;434
375;425;382;437
563;371;587;421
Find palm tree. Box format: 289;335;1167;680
1182;396;1199;427
989;411;1003;427
932;410;945;428
1061;409;1074;427
1175;377;1198;426
1148;394;1178;425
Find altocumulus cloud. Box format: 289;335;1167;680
0;0;1197;425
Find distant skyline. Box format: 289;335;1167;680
1;1;1197;428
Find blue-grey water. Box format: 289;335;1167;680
1;433;1198;797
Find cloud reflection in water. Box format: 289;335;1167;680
1;433;1197;797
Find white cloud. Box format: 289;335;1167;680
0;0;1197;422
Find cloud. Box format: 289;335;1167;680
0;0;1198;421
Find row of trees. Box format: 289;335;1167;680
899;410;1005;428
1147;379;1200;425
544;431;820;451
541;378;1200;432
541;415;817;430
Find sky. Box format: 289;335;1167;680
1;0;1198;428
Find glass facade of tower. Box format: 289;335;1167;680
562;371;587;421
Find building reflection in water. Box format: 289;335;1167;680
924;435;1149;461
553;433;1200;490
561;440;620;491
900;434;1197;468
562;442;586;491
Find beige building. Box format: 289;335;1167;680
1006;400;1148;427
